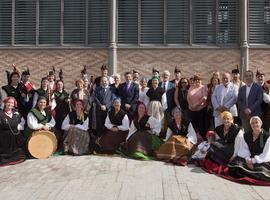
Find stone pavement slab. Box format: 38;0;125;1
0;155;269;200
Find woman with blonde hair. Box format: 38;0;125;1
228;116;270;183
203;111;242;166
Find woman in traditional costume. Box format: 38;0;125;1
1;67;29;116
0;97;26;166
156;108;197;165
96;97;129;153
32;77;56;111
146;76;167;124
199;111;242;172
53;80;70;130
123;102;161;160
26;96;60;150
62;99;89;155
228;116;270;182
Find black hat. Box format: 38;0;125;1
174;66;181;73
6;65;20;84
59;69;63;81
152;67;159;73
232;65;240;74
48;71;55;76
81;65;87;75
256;70;265;76
48;66;56;76
22;67;30;76
101;64;108;70
133;69;139;74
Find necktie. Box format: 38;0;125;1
126;82;131;92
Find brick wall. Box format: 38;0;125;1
0;49;108;91
250;49;270;77
118;48;240;84
1;48;269;91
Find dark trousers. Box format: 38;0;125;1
190;107;207;140
96;110;107;137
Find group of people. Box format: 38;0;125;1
0;64;269;185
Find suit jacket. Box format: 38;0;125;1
94;86;115;113
211;83;238;117
119;82;139;113
237;82;263;117
160;81;175;113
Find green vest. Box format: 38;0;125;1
30;108;51;125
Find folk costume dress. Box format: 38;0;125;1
0;110;26;166
146;87;167;122
1;84;29;117
32;87;56;110
156;119;197;161
96;108;129;153
54;90;70;130
123;115;161;159
26;107;60;151
62;111;89;155
206;124;241;165
228;130;270;182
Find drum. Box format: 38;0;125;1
28;130;58;159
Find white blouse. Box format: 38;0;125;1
139;87;150;107
104;114;129;131
263;92;270;104
126;116;161;140
27;111;56;130
165;122;197;144
233;130;270;164
61;114;89;131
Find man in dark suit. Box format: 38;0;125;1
118;71;139;119
238;70;263;132
94;76;115;136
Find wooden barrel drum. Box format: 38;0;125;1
28;130;57;159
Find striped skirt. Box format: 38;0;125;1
156;135;194;161
63;127;90;155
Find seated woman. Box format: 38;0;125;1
96;97;129;153
26;96;61;152
62;99;89;155
123;102;161;160
205;111;242;166
228;116;270;183
156;108;197;165
0;97;26;166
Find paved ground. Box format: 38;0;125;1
0;155;269;200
